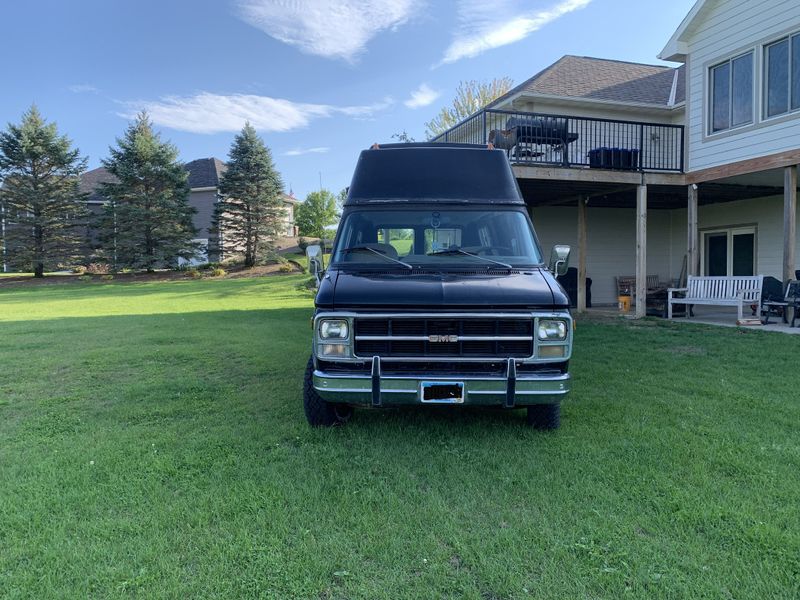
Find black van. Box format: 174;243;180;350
304;143;573;429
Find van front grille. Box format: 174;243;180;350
353;317;533;358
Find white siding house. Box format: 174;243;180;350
661;0;800;172
432;0;800;316
660;0;800;287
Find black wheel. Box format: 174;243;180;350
526;403;561;430
303;357;353;427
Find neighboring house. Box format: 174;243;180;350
80;157;296;265
280;192;298;238
433;0;800;316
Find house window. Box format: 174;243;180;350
764;33;800;118
709;52;754;133
702;227;756;276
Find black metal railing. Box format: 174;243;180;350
430;108;684;172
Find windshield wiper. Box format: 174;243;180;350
427;247;513;270
341;245;413;270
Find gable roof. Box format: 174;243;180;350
658;0;713;62
490;55;685;109
80;157;228;202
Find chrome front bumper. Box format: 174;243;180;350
313;357;569;407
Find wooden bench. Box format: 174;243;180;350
668;275;763;321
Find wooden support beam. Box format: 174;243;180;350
687;185;699;277
784;165;797;283
577;197;588;313
635;185;648;318
512;165;685;186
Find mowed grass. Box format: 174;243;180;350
1;276;799;599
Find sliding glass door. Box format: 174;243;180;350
702;227;756;276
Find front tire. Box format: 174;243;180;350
526;403;561;430
303;357;353;427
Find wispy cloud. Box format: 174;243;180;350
119;92;393;134
235;0;422;62
68;84;99;94
285;147;330;156
404;83;440;109
439;0;591;66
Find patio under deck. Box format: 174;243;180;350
584;305;800;335
433;108;799;319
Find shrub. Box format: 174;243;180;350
78;275;92;282
72;266;87;275
101;274;114;281
86;263;110;275
279;264;293;273
221;256;243;268
184;269;202;279
211;268;226;277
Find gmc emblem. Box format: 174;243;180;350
428;334;458;343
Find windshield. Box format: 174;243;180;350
331;208;542;269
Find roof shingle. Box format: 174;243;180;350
492;55;685;108
80;157;228;202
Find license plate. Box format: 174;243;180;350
420;381;464;404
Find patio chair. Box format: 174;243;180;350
763;279;800;326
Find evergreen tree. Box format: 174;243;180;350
212;123;284;267
295;189;339;240
98;113;196;271
0;106;88;277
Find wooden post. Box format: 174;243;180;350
687;185;699;277
783;166;797;283
635;185;648;318
577;197;588;313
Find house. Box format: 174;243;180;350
280;192;299;238
433;0;800;318
80;157;297;264
659;0;800;288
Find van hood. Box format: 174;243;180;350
315;268;569;310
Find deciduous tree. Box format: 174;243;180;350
212;123;285;267
425;78;513;139
0;106;88;277
295;189;339;240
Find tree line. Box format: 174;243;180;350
0;106;290;277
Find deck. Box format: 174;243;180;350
431;108;685;174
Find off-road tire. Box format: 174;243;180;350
526;403;561;430
303;357;353;427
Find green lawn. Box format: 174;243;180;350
1;276;798;599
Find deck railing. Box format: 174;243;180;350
430;108;685;173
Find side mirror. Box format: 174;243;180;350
306;244;324;284
549;244;571;277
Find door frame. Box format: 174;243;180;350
700;224;758;276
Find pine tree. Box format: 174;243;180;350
98;113;196;271
212;123;284;267
0;106;88;277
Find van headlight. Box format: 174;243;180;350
319;319;349;339
316;318;351;359
537;319;567;341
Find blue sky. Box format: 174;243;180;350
4;0;695;200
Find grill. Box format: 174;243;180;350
354;317;533;358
